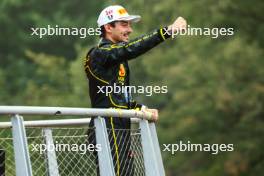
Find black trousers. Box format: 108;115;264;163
88;117;134;176
0;150;5;176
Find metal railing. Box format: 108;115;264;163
0;106;165;176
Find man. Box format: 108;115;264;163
84;5;186;176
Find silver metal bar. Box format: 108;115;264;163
140;119;160;176
149;122;165;176
43;128;60;176
0;106;154;120
94;117;115;176
11;115;33;176
0;118;140;128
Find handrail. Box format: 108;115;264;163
0;106;155;120
0;106;164;176
0;118;140;128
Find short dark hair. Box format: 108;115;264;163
100;21;116;38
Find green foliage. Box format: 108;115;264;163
1;0;263;175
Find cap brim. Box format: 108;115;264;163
117;15;141;23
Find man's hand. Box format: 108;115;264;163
141;106;159;122
168;17;187;34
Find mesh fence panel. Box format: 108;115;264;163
107;128;145;176
0;125;145;176
27;127;98;176
131;131;145;176
27;128;48;175
51;128;98;176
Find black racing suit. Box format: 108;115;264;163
84;27;170;176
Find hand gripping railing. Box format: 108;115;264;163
0;106;165;176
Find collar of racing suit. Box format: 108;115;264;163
98;38;113;47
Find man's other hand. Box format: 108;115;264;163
141;106;159;122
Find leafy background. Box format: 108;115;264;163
1;0;263;175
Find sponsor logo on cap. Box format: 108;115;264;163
105;10;113;20
118;8;128;15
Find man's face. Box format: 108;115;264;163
106;21;133;42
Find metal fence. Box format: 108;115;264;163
0;106;165;176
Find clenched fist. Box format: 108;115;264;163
168;17;187;34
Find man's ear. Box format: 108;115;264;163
104;24;113;33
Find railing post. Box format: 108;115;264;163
149;122;165;176
139;119;160;176
11;114;33;176
43;128;60;176
94;116;115;176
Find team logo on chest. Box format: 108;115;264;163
119;64;126;77
118;64;126;83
